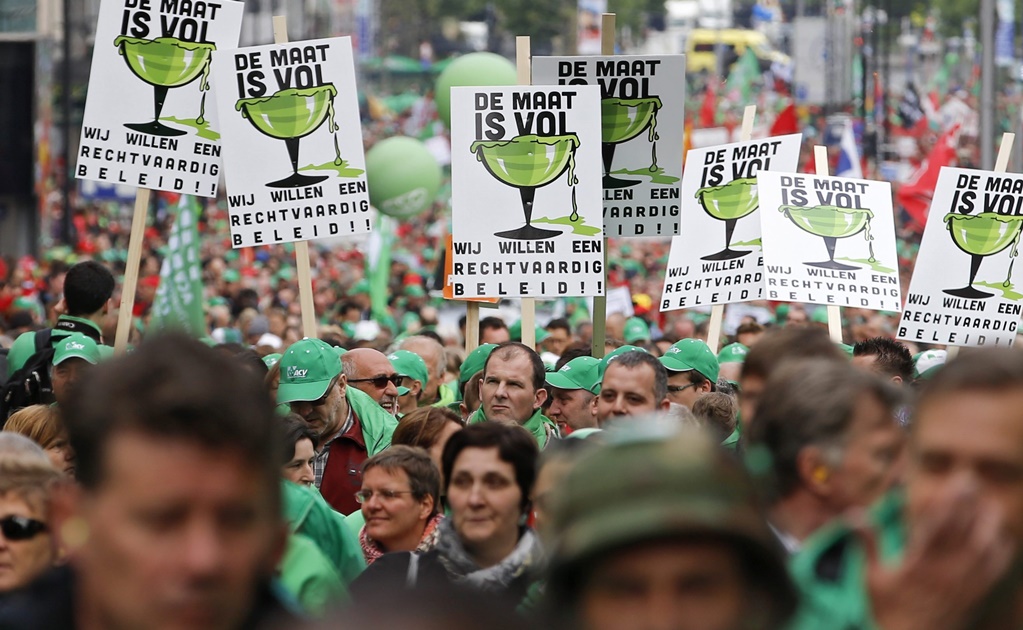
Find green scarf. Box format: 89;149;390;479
467;406;558;449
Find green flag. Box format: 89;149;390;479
726;48;760;103
149;195;205;337
366;214;395;323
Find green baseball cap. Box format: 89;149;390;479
592;345;650;395
717;343;749;364
509;320;550;344
52;333;101;366
222;269;240;283
404;284;426;298
659;339;720;382
546;427;797;622
388;350;429;387
459;343;497;388
352;279;370;294
623;317;651;344
546;356;601;392
277;338;342;404
913;349;947;380
262;353;282;368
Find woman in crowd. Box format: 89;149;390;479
4;405;75;477
280;414;317;487
349;423;543;608
356;445;443;565
391;406;463;477
0;454;61;592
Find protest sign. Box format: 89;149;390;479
149;195;204;337
660;134;801;311
898;166;1023;347
449;84;604;298
212;36;370;248
76;0;243;196
532;54;686;238
759;171;902;311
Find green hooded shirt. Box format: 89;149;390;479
467;406;559;449
6;315;106;377
278;534;346;616
345;385;399;456
281;481;366;586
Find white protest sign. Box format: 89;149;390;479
758;171;902;311
450;85;604;298
898;167;1023;347
76;0;243;197
213;37;370;247
660;134;801;311
532;55;685;238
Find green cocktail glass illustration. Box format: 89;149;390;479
698;178;759;260
236;85;338;188
471;134;580;240
944;212;1023;299
115;36;216;137
601;97;661;189
781;205;874;271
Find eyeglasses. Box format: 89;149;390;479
348;374;403;389
667;383;697;394
0;515;48;541
355;489;415;503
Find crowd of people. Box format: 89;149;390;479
0;258;1021;630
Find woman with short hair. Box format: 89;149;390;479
391;406;463;477
357;445;442;565
5;405;75;477
279;415;317;487
0;454;61;592
350;423;543;608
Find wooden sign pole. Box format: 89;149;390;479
947;132;1015;359
273;15;318;340
590;12;615;359
812;145;844;343
113;188;152;354
516;36;538;350
706;104;757;353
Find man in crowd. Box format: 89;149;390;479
468;342;558;448
479;316;510;344
277;339;397;515
0;333;299;628
6;260;113;378
851;337;915;386
543;318;573;359
790;347;1023;629
387;349;428;416
739;327;845;426
595;350;670;426
397;335;453;407
745;359;903;552
342;348;402;417
49;332;102;409
545;356;600;435
545;426;797;630
659;339;719;410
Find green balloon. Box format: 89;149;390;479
435;52;517;127
366;136;442;219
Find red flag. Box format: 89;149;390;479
896;124;960;228
699;81;717;127
770;101;798;136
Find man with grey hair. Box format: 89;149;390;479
745;359;903;553
594;351;671;426
397;335;453;407
342;348;403;416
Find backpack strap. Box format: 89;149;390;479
405;552;420;588
34;329;53;354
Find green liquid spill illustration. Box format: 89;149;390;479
196;55;212;124
863;216;876;263
1006;228;1022;287
647;109;660;172
327;97;343;166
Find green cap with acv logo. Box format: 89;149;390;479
277;338;342;405
52;333;101;366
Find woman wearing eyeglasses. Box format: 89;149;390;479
349;423;543;610
356;446;443;565
0;454;61;592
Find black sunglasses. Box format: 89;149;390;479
348;374;403;389
1;515;48;541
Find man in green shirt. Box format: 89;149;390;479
468;342;558;449
7;261;114;378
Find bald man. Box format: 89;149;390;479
342;348;403;416
398;335;451;407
